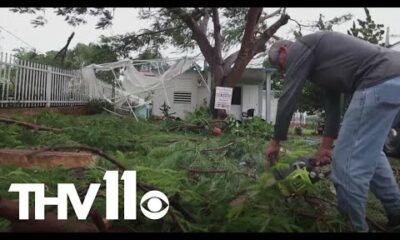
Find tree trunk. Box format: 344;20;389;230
208;66;228;119
171;8;289;120
209;87;218;118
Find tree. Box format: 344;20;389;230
10;7;290;117
263;59;323;114
347;8;385;46
293;13;352;38
343;8;386;115
13;43;118;87
13;42;118;70
135;48;162;60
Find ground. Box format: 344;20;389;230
0;110;398;232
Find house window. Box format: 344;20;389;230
231;87;241;105
173;91;192;104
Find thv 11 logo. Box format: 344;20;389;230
8;171;169;220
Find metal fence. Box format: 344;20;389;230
0;52;89;108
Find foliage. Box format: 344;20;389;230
225;116;274;140
9;7;290;113
347;8;385;46
293;13;353;38
263;61;284;95
10;8;114;29
13;42;118;70
297;82;324;114
87;99;114;114
159;101;176;119
0;112;389;232
184;106;212;126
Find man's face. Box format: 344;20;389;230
277;46;288;72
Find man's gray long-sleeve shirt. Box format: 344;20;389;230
274;31;400;140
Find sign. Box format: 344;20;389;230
214;86;233;111
9;171;169;220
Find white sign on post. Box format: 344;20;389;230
214;86;233;111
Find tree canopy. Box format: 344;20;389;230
13;42;118;69
347;8;385;46
10;7;291;114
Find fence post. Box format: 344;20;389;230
46;66;52;107
265;71;272;123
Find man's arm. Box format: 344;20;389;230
323;89;341;140
265;41;316;163
314;89;341;165
273;41;316;141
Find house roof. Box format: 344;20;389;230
238;68;267;85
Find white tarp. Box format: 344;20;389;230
81;57;200;119
82;57;196;96
121;57;196;94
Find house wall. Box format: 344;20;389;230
197;85;210;108
261;90;278;124
151;71;199;119
222;84;278;122
241;85;260;116
150;70;278;122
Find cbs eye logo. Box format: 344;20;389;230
140;191;169;220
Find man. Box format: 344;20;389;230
264;31;400;232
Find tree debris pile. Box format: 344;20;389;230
0;109;396;232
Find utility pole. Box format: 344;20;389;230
386;27;390;47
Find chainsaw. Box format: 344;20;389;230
269;156;331;196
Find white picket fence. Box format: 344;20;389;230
0;52;89;108
291;110;308;125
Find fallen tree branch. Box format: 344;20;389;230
54;32;75;66
0;116;61;133
366;216;386;232
0;198;100;232
306;193;387;232
188;168;257;180
168;209;186;232
168;123;205;132
27;144;126;170
27;144;196;223
188;168;228;174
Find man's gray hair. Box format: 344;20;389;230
268;40;294;65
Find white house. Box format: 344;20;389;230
150;67;279;123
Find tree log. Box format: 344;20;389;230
0;116;61;133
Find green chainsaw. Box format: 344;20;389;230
268;156;331;196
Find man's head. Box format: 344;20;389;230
268;40;294;72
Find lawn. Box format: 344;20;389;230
0;109;396;232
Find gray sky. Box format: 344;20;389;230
1;7;400;65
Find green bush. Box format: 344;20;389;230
185;106;213;125
225;116;274;140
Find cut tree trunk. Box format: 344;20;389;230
0;149;96;169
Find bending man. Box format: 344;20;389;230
264;31;400;232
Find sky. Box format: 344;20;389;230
1;7;400;66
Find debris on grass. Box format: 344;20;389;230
0;110;393;232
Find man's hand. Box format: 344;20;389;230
314;136;335;166
314;147;332;166
264;139;281;168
